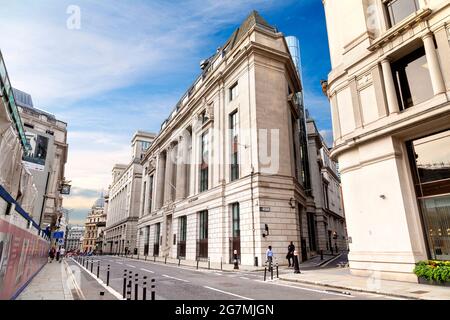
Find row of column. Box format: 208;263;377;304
381;31;446;115
154;135;191;210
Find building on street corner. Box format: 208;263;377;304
104;131;156;255
66;225;85;251
323;0;450;281
136;11;328;267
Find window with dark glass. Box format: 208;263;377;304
392;46;434;110
232;203;240;238
153;223;160;256
229;82;238;102
407;130;450;261
307;212;317;252
199;132;209;192
197;210;208;259
385;0;420;27
323;181;329;210
177;216;187;258
141;181;146;216
230;111;239;181
148;175;153;213
291;114;299;180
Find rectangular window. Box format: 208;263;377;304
231;203;240;238
148;175;154;213
177;216;187;258
230;111;239;181
229;82;238;102
392;46;434;110
197;211;208;259
323;182;329;210
291;114;299;180
385;0;420;27
199;132;209;192
141;181;146;217
407;130;450;260
153;223;160;256
307;212;317;252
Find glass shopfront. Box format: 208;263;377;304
408;130;450;260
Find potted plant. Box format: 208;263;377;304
413;260;450;287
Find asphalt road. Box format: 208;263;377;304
68;255;403;300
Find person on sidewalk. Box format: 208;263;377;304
56;246;61;262
48;246;56;263
266;246;274;270
286;241;295;267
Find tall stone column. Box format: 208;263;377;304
155;152;166;210
381;59;400;114
175;136;186;200
164;145;174;204
422;32;446;95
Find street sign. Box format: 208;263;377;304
53;231;64;239
57;239;64;245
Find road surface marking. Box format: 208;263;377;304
162;274;190;282
256;280;354;298
203;286;253;300
214;273;222;276
70;258;123;300
239;277;250;280
140;268;154;274
126;264;136;268
116;262;123;265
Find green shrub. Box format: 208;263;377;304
413;260;450;283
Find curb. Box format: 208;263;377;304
278;275;421;300
318;253;343;267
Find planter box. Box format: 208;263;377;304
418;277;450;287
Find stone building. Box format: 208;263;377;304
66;225;85;251
82;195;106;253
306;115;347;254
323;0;450;281
136;11;314;267
104;131;156;255
13;88;69;230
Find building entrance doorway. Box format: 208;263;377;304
408;130;450;260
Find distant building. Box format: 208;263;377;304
82;195;106;253
13;88;69;231
104;131;156;255
66;225;85;251
306;116;346;253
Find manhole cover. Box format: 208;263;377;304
410;290;429;294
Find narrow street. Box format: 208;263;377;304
67;256;402;300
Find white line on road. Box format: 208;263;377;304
203;286;253;300
214;273;222;276
239;277;250;280
126;264;136;268
116;262;123;265
140;268;154;274
255;280;354;298
162;274;190;282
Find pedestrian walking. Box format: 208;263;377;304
286;241;295;267
266;246;273;270
48;246;56;263
56;246;62;262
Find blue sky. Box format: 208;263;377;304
0;0;331;225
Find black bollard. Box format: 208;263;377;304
107;265;110;286
142;276;147;301
220;257;223;271
165;256;167;264
128;271;132;300
97;261;100;278
276;262;279;278
151;278;155;300
196;259;199;270
271;264;273;280
233;250;239;270
208;258;210;270
178;258;181;266
134;273;139;300
122;269;127;298
320;249;323;260
90;260;93;273
126;282;132;300
264;266;267;281
294;251;301;274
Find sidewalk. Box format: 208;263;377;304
279;267;450;300
16;260;74;300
